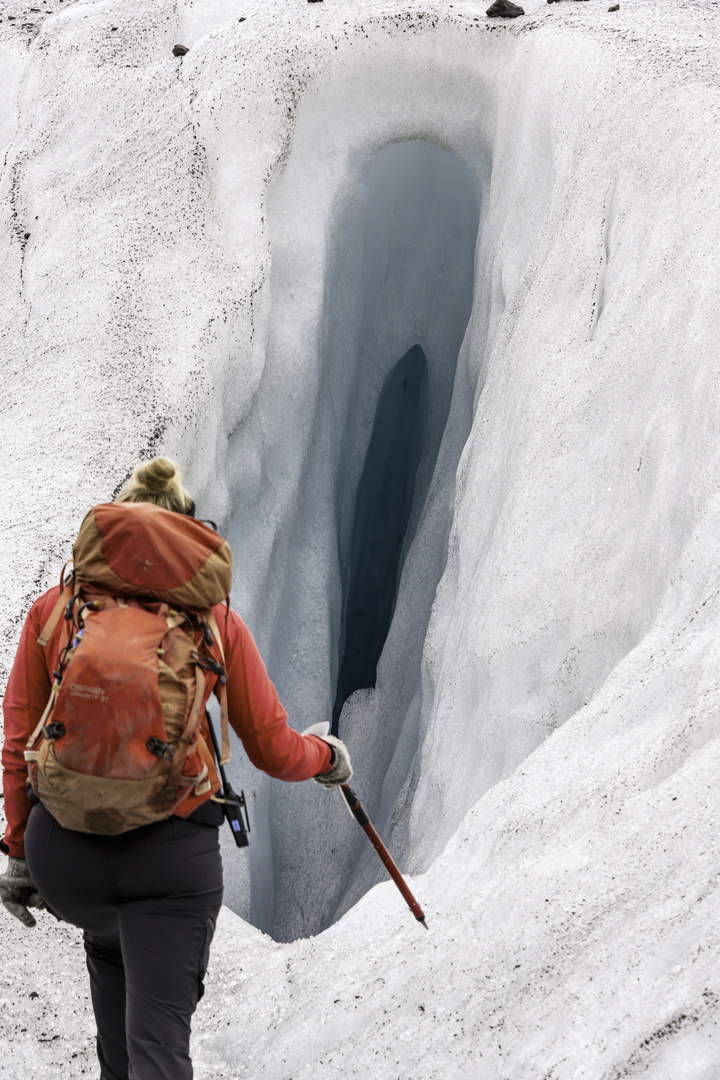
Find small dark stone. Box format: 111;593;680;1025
110;26;118;31
486;0;525;15
608;3;619;8
29;991;39;999
23;233;30;240
238;16;246;21
307;1;324;4
172;43;189;56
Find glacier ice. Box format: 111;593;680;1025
2;0;720;1076
224;135;481;938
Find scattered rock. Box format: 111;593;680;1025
172;44;189;56
28;991;39;1000
608;3;619;8
307;1;324;4
238;16;246;21
486;0;525;16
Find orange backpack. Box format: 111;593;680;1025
24;502;233;835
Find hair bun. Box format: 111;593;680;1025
115;456;194;515
135;457;179;493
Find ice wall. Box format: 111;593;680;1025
2;0;720;1075
226;133;480;936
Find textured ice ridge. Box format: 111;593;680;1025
1;0;720;1076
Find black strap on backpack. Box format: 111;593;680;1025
205;710;250;848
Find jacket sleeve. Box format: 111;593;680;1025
219;606;332;782
1;590;57;859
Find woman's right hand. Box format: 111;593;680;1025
311;735;353;787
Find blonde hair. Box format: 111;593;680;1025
116;457;194;515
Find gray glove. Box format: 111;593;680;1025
312;734;353;787
0;857;46;927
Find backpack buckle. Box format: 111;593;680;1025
42;721;66;740
190;650;226;684
146;736;175;761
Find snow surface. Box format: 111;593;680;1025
2;0;720;1075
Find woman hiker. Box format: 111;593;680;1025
0;456;352;1080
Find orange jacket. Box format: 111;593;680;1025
1;586;331;859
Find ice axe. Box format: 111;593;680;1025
305;723;428;929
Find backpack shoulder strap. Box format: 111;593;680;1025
207;610;231;766
37;563;77;647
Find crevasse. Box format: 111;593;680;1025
223;139;479;939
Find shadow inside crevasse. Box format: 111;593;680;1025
333;344;429;729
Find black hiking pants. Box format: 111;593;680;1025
25;801;223;1080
